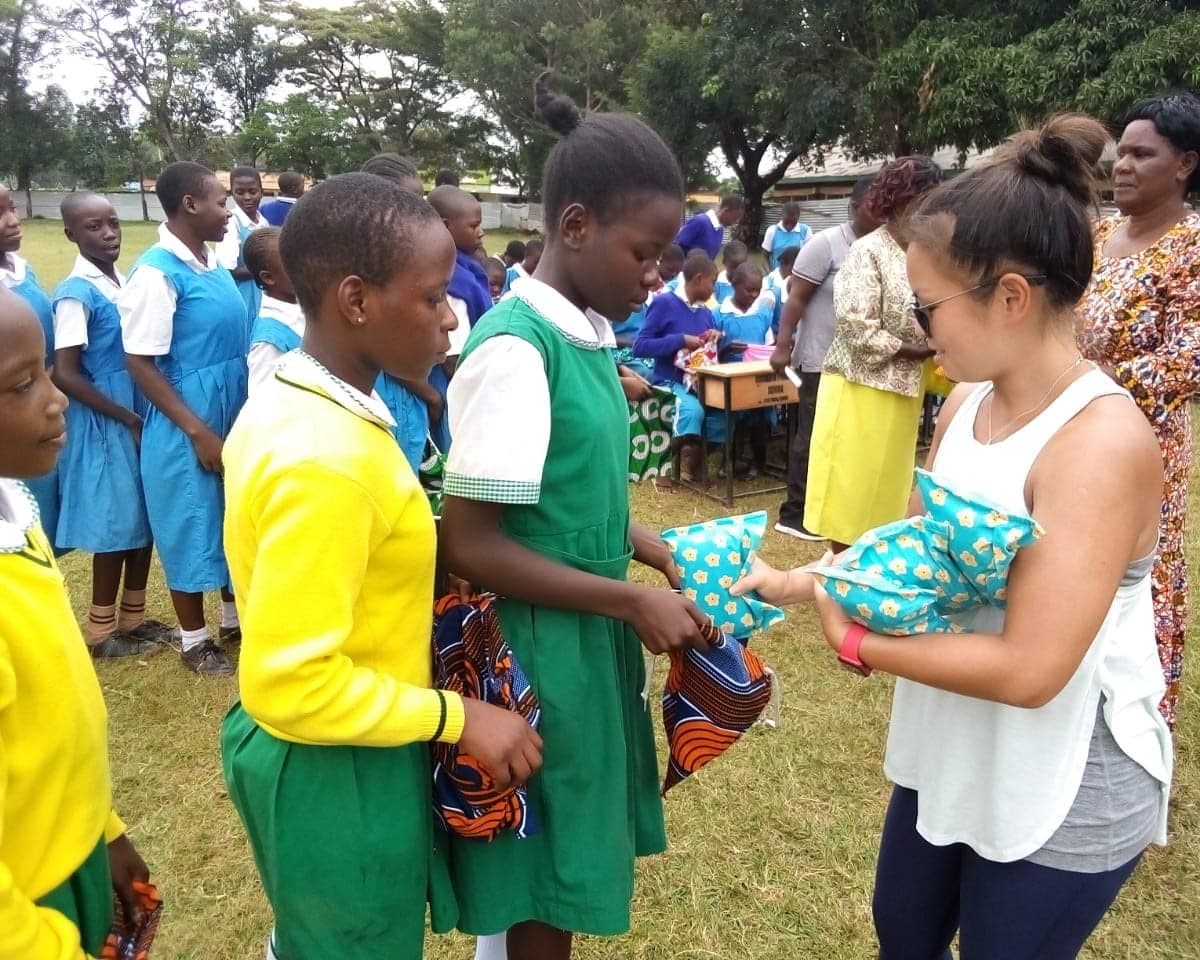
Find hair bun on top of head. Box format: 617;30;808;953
534;71;583;136
1007;113;1108;206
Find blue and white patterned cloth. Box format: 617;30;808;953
662;510;786;640
812;469;1044;635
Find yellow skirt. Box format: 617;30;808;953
804;373;922;545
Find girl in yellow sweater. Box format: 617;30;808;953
220;173;542;960
0;286;149;959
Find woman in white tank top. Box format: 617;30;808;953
738;115;1173;959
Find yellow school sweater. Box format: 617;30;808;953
222;351;465;746
0;479;125;960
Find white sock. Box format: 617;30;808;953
475;935;508;960
221;600;240;629
179;626;210;653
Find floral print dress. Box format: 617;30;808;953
1078;213;1200;728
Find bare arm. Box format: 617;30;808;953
815;396;1162;707
53;346;141;430
440;496;710;653
769;276;819;373
125;353;224;472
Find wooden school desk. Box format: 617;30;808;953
690;360;799;507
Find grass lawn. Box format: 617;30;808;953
17;218;1200;959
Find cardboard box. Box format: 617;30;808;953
697;361;799;411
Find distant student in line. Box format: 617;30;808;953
120;161;249;676
244;227;305;395
360;153;453;469
215;165;268;345
502;239;526;269
52;193;170;657
761;201;811;270
0;286;151;960
502;239;543;295
259;171;306;226
674;194;744;258
713;239;749;305
427;185;493;453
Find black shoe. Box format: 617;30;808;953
121;619;177;645
181;640;236;676
89;634;159;659
218;625;242;647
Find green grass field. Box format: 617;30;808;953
15;219;1200;959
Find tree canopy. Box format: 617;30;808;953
0;0;1197;229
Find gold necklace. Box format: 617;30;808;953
986;356;1087;444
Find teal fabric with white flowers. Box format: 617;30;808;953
662;511;786;640
812;469;1044;635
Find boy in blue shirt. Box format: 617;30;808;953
258;172;305;226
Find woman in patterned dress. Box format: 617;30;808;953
1078;92;1200;728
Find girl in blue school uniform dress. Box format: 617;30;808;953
712;239;748;305
244;227;305;395
715;262;777;476
52;193;169;658
761;200;811;270
763;244;799;337
215;165;267;348
119;161;248;677
0;184;60;541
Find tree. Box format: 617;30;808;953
49;0;215;162
629;1;848;243
443;0;653;196
853;0;1200;158
198;0;283;138
0;0;67;213
270;0;467;168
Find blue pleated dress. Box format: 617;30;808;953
129;246;248;592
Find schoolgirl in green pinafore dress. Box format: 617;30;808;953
443;278;666;936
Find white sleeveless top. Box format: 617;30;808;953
884;368;1173;862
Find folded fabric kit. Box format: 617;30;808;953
661;511;787;641
812;469;1044;635
661;621;774;794
431;593;541;840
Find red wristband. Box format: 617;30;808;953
838;623;872;677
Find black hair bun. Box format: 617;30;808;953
534;71;583;136
1011;114;1107;205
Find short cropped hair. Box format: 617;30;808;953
279;173;442;315
155;161;216;217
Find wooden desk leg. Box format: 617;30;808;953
724;378;734;508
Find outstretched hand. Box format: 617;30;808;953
730;551;834;606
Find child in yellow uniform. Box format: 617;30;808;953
0;287;149;959
220;173;542;960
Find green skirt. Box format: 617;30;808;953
804;373;922;545
221;702;458;960
448;587;667;937
36;836;112;957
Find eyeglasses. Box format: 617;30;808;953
910;275;1047;336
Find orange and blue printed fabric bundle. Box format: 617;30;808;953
662;621;773;794
431;593;541;840
101;881;163;960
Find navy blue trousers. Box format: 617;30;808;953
874;787;1142;960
